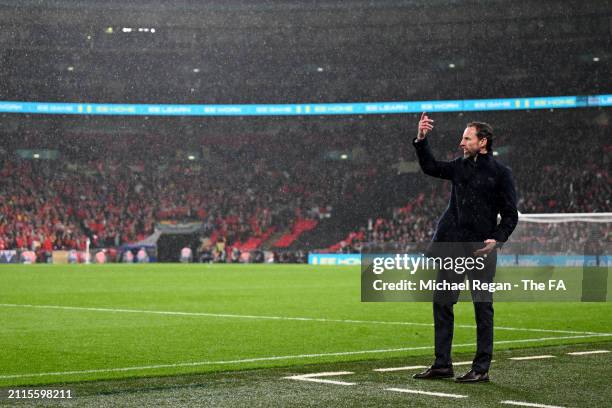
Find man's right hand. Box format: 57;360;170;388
417;112;434;140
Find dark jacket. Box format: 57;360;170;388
413;137;518;244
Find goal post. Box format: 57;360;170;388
503;212;611;256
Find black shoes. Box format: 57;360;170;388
412;367;454;379
413;367;490;382
455;369;490;383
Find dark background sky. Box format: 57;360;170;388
0;0;609;156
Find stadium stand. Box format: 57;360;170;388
1;112;609;260
0;2;609;261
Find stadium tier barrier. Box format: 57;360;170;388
2;249;608;266
0;249;308;264
1;94;611;117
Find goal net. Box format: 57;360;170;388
503;212;611;256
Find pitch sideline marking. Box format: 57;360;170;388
373;365;427;372
374;348;612;371
0;334;609;381
372;360;495;372
500;400;566;408
284;371;355;386
387;387;467;399
567;350;609;355
509;355;555;361
452;360;484;366
0;303;608;336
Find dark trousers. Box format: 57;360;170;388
431;246;496;373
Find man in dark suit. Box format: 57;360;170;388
412;113;518;383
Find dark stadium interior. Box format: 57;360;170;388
2;3;612;405
0;0;610;259
1;0;610;103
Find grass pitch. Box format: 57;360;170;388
0;264;610;406
24;341;607;408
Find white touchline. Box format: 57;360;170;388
453;360;477;366
453;359;498;365
0;334;608;380
0;303;609;336
372;360;495;371
373;365;427;372
386;388;467;399
509;355;555;361
284;371;355;386
567;350;609;355
500;400;566;408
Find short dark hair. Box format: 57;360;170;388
467;121;494;152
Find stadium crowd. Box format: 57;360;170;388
0;118;609;258
0;149;367;255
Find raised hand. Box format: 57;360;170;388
417;112;434;140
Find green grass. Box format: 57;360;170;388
2;343;611;407
0;264;610;390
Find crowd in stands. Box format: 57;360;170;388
0;145;370;257
0;116;609;258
